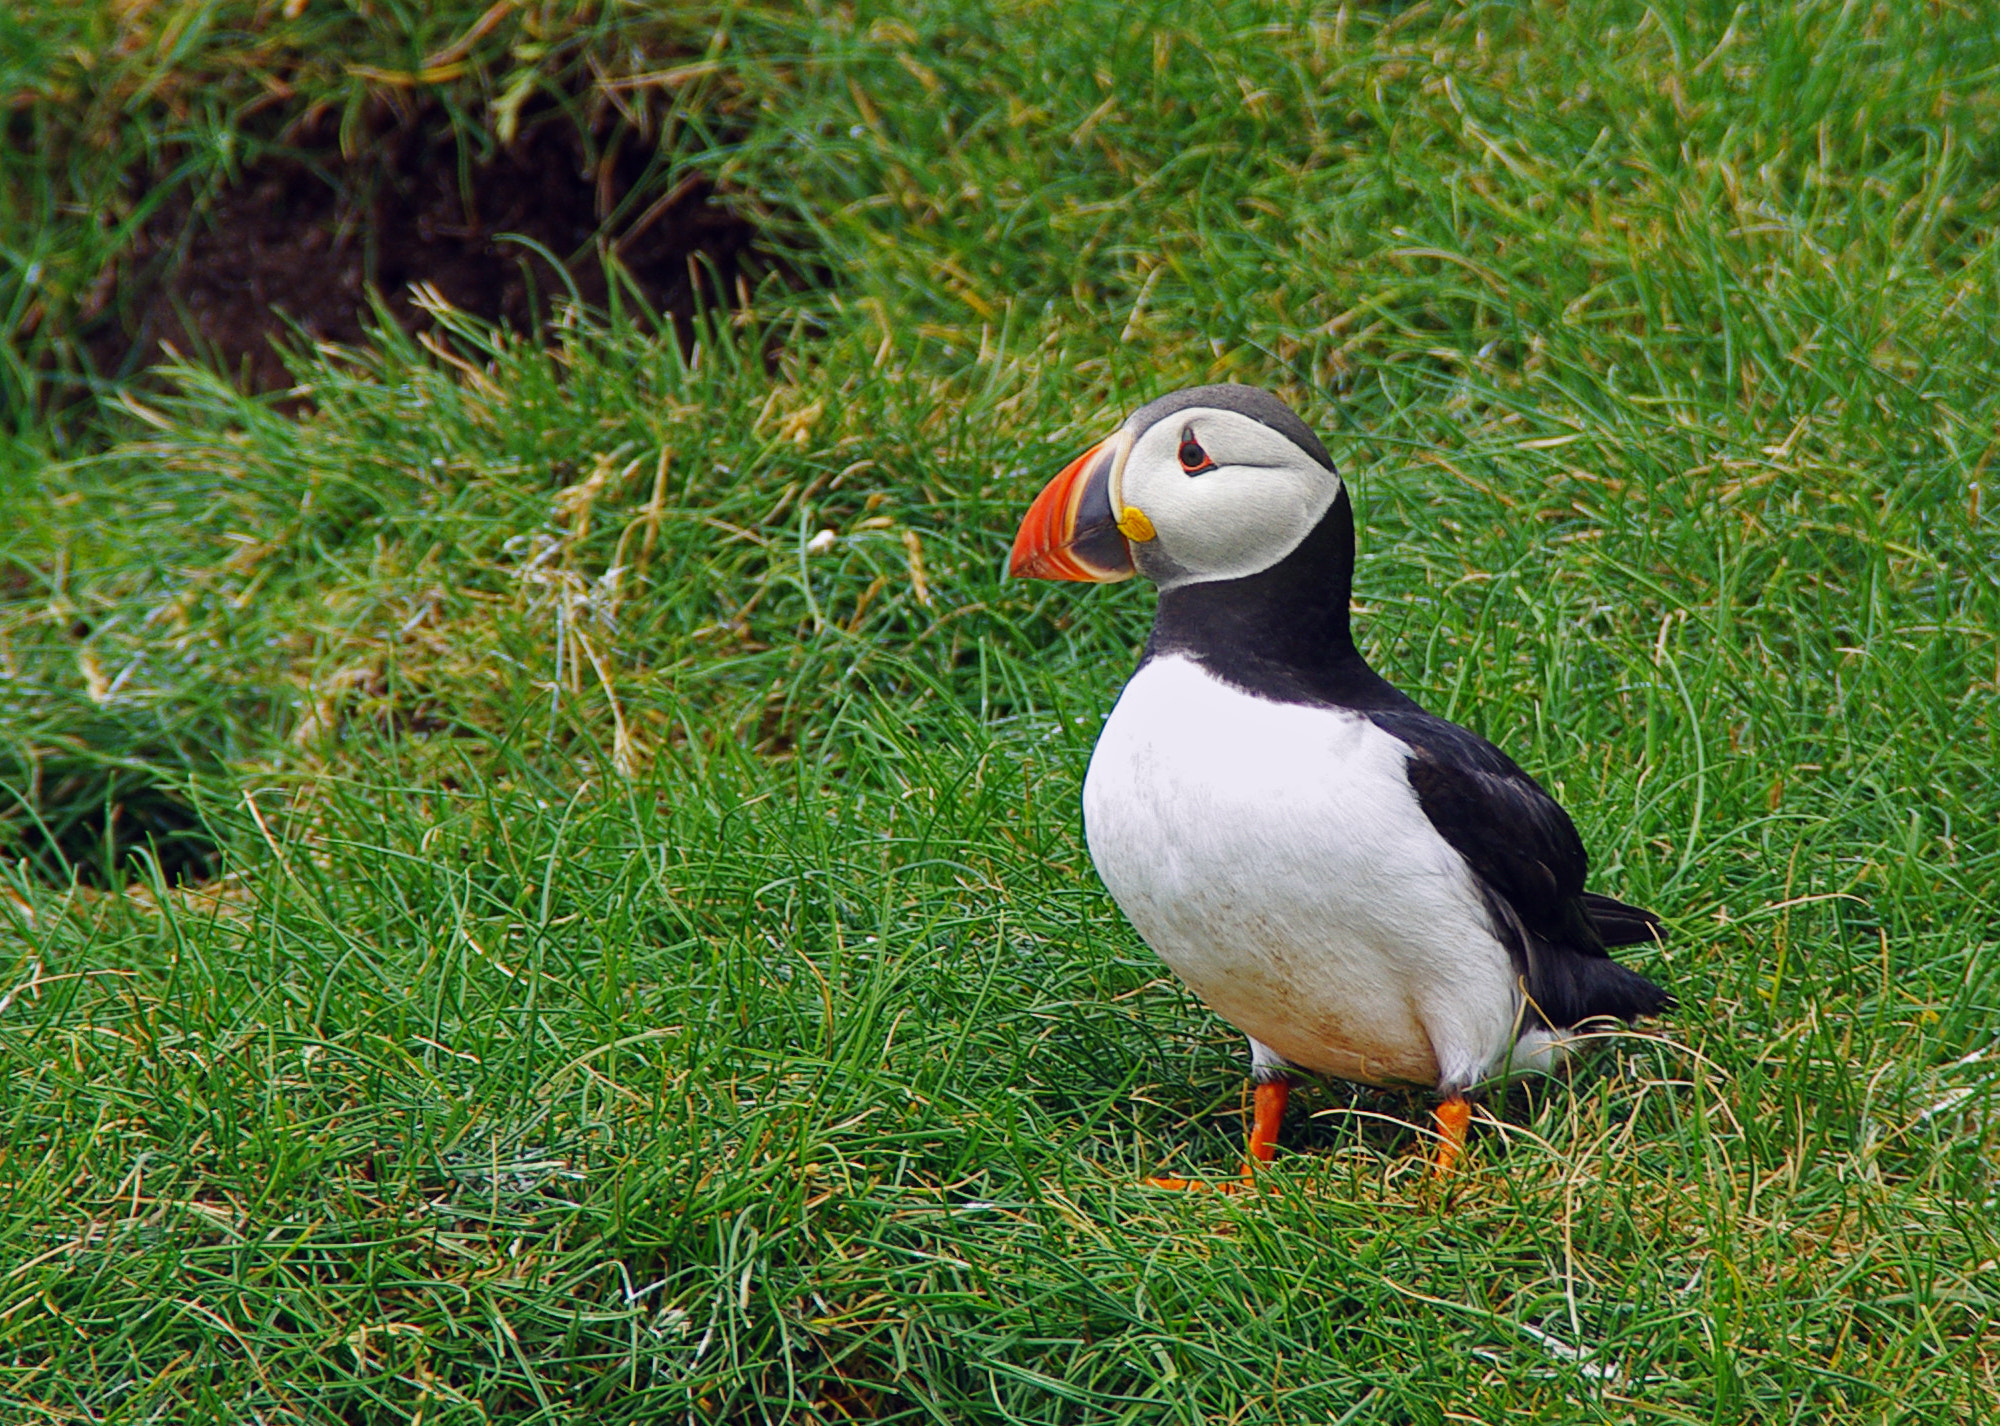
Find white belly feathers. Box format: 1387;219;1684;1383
1082;655;1524;1092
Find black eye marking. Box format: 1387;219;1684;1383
1177;425;1215;474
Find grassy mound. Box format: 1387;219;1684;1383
2;1;1996;1419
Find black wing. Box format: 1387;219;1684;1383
1366;706;1672;1029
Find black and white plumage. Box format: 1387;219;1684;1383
1011;384;1669;1169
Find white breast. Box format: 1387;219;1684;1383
1082;655;1524;1091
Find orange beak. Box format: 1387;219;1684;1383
1009;431;1136;582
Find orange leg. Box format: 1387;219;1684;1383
1146;1076;1292;1192
1245;1076;1291;1167
1431;1094;1473;1177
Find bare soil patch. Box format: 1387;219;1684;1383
90;100;781;392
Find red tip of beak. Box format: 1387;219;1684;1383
1009;436;1135;582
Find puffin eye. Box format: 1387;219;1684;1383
1177;427;1215;474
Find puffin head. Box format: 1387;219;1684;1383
1010;384;1341;590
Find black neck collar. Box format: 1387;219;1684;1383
1141;488;1415;711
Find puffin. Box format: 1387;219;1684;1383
1009;384;1670;1179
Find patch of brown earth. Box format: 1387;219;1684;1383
93;101;781;392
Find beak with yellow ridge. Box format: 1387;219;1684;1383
1008;429;1151;582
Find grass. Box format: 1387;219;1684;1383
3;0;1999;1419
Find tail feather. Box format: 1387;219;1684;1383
1581;891;1664;948
1476;884;1675;1032
1524;943;1675;1029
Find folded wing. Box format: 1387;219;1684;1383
1366;706;1672;1028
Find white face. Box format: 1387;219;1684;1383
1114;406;1343;588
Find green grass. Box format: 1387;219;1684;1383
3;0;1999;1420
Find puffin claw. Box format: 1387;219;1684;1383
1142;1172;1270;1195
1144;1174;1231;1193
